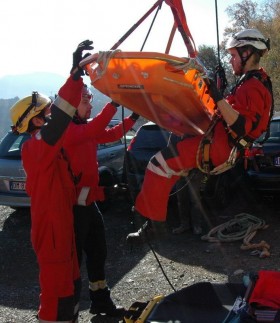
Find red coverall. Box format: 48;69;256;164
22;76;83;322
63;108;135;310
63;107;135;204
135;68;272;221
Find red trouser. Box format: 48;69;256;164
135;123;232;221
32;207;80;322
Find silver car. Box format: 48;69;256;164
0;119;134;209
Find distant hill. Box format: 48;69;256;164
0;72;134;139
0;72;66;99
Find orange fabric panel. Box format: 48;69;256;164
165;0;197;57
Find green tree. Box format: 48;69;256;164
197;45;219;76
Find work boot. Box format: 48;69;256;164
89;287;125;317
126;219;153;243
172;224;190;234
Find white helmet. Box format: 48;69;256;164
226;28;270;51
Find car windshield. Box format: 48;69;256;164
0;132;30;159
134;124;171;150
255;119;280;144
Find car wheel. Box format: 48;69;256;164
10;206;30;213
99;167;115;187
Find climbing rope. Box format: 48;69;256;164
170;57;206;74
201;213;270;257
201;213;267;242
90;49;121;83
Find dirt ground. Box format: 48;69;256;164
0;188;280;323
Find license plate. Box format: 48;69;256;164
10;181;26;191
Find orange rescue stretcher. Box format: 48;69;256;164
82;51;216;136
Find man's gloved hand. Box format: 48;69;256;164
71;40;94;80
130;112;140;121
126;220;152;243
110;101;120;108
207;78;223;104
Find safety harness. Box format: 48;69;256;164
197;70;274;175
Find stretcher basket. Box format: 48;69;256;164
82;51;216;136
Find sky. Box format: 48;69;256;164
0;0;239;79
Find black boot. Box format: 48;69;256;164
89;287;125;317
126;219;153;243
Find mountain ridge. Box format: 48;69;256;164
0;72;132;139
0;72;66;99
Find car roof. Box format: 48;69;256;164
138;121;168;131
87;118;121;126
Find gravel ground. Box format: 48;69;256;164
1;189;280;323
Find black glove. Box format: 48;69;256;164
215;64;228;94
110;101;120;108
130;112;140;121
71;40;94;80
207;78;223;104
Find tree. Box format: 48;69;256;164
197;45;219;76
258;0;280;109
225;0;259;30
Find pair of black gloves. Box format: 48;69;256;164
71;40;140;121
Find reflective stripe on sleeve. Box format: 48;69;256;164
54;96;76;118
77;187;90;206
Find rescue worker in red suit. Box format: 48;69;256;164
9;41;93;323
130;29;273;232
63;83;138;316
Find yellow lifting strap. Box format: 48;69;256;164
124;295;164;323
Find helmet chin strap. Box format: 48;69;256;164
29;112;48;133
28;123;42;133
236;48;254;74
73;111;87;124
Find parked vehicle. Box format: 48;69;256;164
125;122;172;201
0;119;134;209
0;131;30;208
246;115;280;193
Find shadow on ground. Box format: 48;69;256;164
0;186;280;322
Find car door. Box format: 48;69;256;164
97;139;126;179
0;131;31;207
